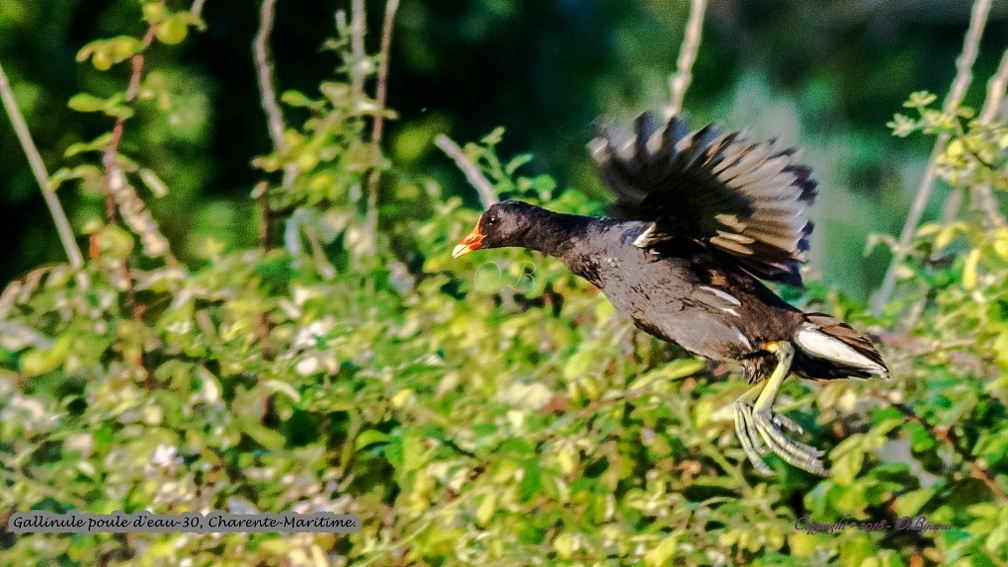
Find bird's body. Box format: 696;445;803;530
453;112;888;476
513;212;799;364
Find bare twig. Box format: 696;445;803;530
349;0;367;107
872;0;992;316
191;0;207;17
370;0;399;150
970;47;1008;228
254;0;286;155
0;62;85;271
667;0;708;117
253;0;297;254
364;0;401;250
434;135;498;209
980;48;1008;124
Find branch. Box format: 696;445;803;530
191;0;207;17
365;0;402;250
101;23;172;262
370;0;399;149
667;0;708;117
253;0;297;254
979;47;1008;124
0;62;85;271
349;0;367;108
434;135;498;209
254;0;286;156
872;0;992;316
970;47;1008;228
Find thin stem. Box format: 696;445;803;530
873;0;991;316
105;24;157;178
254;0;286;155
365;0;401;250
0;62;85;271
970;47;1008;228
191;0;207;16
370;0;399;149
667;0;708;117
434;135;498;209
979;47;1008;124
349;0;366;108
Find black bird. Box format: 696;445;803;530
453;113;888;476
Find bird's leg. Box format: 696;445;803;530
749;341;827;476
733;383;773;475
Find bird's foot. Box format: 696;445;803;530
732;396;827;477
750;406;827;477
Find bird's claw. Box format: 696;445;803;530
732;398;827;477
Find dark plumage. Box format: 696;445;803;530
454;112;888;476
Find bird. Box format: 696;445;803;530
452;112;888;477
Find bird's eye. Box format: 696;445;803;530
488;215;498;225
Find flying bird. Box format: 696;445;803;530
453;113;888;476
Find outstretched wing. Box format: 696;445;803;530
589;112;817;287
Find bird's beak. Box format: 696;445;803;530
452;223;483;258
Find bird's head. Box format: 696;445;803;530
452;200;539;258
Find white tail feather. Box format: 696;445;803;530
794;323;887;376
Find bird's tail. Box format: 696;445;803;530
791;312;889;380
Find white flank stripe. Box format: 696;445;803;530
633;223;657;248
794;324;885;375
699;286;741;306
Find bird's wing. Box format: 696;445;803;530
589;112;817;287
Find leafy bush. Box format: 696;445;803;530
1;1;1006;566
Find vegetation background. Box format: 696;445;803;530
0;0;1006;565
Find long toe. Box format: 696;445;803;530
752;410;827;476
733;401;773;475
771;412;804;435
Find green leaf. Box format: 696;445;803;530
634;358;706;390
504;153;532;176
156;15;190;45
962;248;980;290
103;104;134;119
894;487;934;517
518;459;542;502
65;133;114;157
281;90;314;107
644;535;679;567
262;379;301;403
831;434;866;485
355;429;389;450
142;2;167;24
67;93;108;112
138;168;169;198
238;418;285;451
475;492;495;526
48;165;102;191
563;349;594;380
904;90;936;109
20;336;71;377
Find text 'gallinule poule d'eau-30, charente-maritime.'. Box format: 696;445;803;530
452;112;889;477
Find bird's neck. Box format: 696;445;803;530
518;209;609;270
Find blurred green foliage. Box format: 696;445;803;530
1;0;1007;566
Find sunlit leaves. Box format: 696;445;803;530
67;92;133;119
154;11;205;46
76;36;143;71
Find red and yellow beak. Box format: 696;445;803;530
452;222;484;258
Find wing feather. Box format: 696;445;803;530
590;112;817;286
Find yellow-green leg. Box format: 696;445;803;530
732;341;828;477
